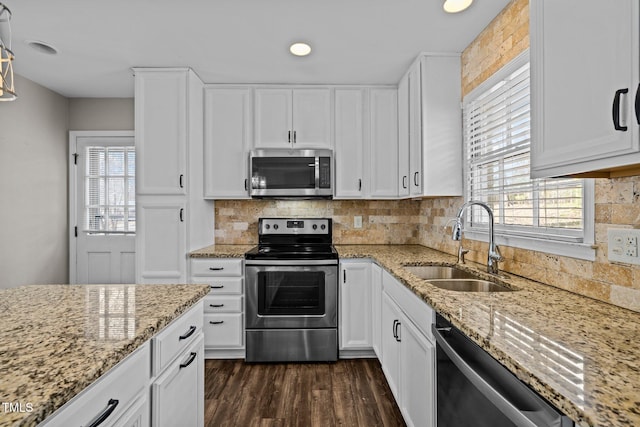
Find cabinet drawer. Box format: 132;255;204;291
203;295;243;313
191;258;243;276
152;301;204;376
42;343;150;427
191;277;243;295
204;313;244;348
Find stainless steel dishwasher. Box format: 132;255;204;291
432;314;574;427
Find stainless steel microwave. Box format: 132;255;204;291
249;149;333;198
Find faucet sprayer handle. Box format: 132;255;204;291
489;245;502;261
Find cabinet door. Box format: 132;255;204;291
371;263;382;359
339;261;372;350
113;392;150;427
152;335;204;427
292;88;332;148
334;89;365;198
400;316;435;427
370;88;399;198
381;292;401;401
135;70;187;195
531;0;640;177
204;87;251;198
136;200;186;283
398;74;410;197
254;88;292;148
408;65;422;196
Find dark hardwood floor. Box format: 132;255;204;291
204;359;406;427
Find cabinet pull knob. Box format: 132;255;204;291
288;130;291;143
210;285;224;289
635;84;640;125
209;320;224;325
179;352;197;369
612;88;629;131
209;267;224;271
179;174;184;188
179;208;184;222
87;398;119;427
178;325;197;341
402;176;408;189
209;304;225;308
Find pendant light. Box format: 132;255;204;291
443;0;473;13
0;2;16;101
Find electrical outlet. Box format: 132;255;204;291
354;216;363;229
608;228;640;265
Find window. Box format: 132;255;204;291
463;51;594;259
85;146;136;234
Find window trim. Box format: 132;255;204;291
462;50;596;261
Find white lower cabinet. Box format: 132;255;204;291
339;260;373;354
151;335;204;427
190;258;245;358
371;263;383;359
380;268;436;427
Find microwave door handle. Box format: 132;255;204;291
315;157;320;189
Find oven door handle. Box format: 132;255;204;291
245;259;338;266
432;324;540;427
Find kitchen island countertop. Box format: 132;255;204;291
0;283;209;426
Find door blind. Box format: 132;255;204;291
464;62;584;241
85;146;136;234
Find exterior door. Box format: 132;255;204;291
70;132;136;284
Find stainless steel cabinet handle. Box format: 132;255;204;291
209;304;224;308
209;320;224;325
179;325;197;341
244;178;248;191
402;176;408;189
179;352;197;369
87;399;119;427
392;320;398;339
612;88;629;131
293;130;297;144
395;321;401;342
343;270;347;283
210;285;224;289
179;174;184;188
413;171;419;187
209;267;224;271
358;179;362;191
179;208;184;222
288;130;291;143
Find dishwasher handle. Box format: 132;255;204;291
433;324;541;427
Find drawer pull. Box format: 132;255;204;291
87;398;119;427
210;285;224;289
179;352;197;369
209;267;225;271
210;304;225;308
209;320;225;325
178;325;197;341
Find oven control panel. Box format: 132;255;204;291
259;218;331;235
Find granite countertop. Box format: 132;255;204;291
189;244;254;258
336;244;640;427
0;283;209;427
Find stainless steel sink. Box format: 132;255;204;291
403;265;478;280
403;265;516;292
427;279;514;292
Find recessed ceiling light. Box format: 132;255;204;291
289;42;311;57
443;0;473;13
25;40;59;55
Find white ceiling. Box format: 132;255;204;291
7;0;511;98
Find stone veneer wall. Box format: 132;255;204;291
420;0;640;313
215;200;422;245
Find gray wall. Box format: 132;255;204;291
69;98;134;130
0;75;69;288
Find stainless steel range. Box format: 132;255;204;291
244;218;338;362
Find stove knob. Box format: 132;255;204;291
320;224;326;230
265;224;270;230
273;224;279;230
312;224;318;230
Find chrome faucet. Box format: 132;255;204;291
451;201;502;275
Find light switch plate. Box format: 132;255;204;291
608;228;640;265
353;216;363;229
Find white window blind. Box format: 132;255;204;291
85;146;136;234
464;60;585;242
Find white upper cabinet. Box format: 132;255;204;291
254;88;331;148
334;88;366;198
408;64;423;197
531;0;640;178
203;87;251;199
398;74;410;197
134;69;188;195
369;88;399;198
